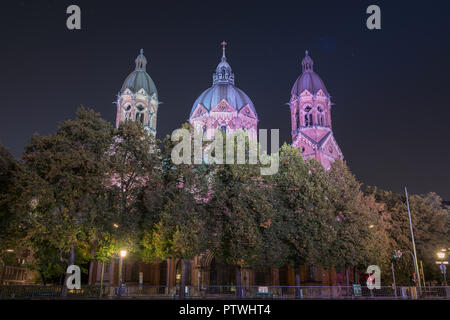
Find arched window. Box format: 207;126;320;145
294;108;299;129
304;106;312;127
317;106;324;126
209;258;236;293
135;105;145;124
220;125;227;133
123;105;132;121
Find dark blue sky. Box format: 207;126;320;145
1;0;449;198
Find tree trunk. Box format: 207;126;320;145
345;266;350;286
40;272;46;286
345;265;350;296
62;244;76;297
295;265;301;298
236;266;242;298
88;244;97;285
180;259;187;299
100;261;105;297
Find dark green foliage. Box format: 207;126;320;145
1;111;448;287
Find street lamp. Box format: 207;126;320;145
436;250;448;286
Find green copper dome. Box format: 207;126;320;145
120;49;158;97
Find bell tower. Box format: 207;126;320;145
116;49;159;135
290;51;343;169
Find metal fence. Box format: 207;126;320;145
0;285;449;299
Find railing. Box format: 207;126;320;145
0;285;449;299
1;266;34;285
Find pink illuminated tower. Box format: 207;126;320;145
290;51;343;169
189;41;258;140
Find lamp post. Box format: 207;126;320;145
436;250;448;286
405;187;421;289
119;250;127;295
391;250;401;297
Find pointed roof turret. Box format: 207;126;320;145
213;41;235;85
120;49;157;96
291;50;329;96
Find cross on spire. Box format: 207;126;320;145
221;41;227;59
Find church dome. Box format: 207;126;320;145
190;42;257;117
120;49;158;97
190;84;256;116
291;51;329;97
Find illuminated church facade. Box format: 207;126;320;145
115;49;159;135
189;42;258;140
88;45;353;291
290;51;343;169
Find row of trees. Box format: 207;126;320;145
0;107;448;288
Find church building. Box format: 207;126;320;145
115;49;159;135
290;51;343;168
189;42;258;140
88;46;355;292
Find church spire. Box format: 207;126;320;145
213;41;235;85
221;40;227;61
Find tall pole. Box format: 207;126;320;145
118;256;124;297
444;269;448;286
391;262;397;297
420;260;425;287
441;264;448;286
405;187;421;289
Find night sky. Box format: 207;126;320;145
1;0;449;198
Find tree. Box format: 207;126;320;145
274;144;335;294
204;130;280;297
7;106;114;288
325;160;391;286
0;143;22;274
366;187;449;285
145;124;210;298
